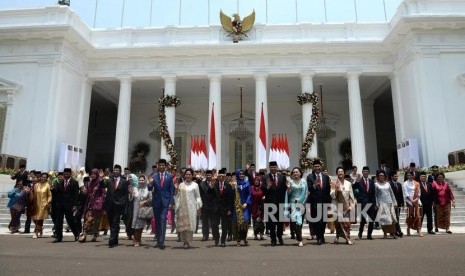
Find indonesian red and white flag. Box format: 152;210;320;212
284;134;290;169
258;103;267;169
208;104;217;170
192;136;199;170
269;134;276;164
200;135;208;170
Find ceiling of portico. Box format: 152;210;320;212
92;75;390;106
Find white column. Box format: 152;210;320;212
1;89;17;153
255;73;268;170
347;71;367;168
300;71;318;158
390;71;405;143
160;75;176;161
208;74;222;169
76;78;93;160
113;76;132;167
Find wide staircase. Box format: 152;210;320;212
1;180;465;234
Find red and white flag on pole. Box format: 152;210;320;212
258;103;267;169
192;136;199;170
269;134;276;163
277;134;283;169
200;135;208;170
208;104;217;170
284;134;290;169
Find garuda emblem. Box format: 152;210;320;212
220;10;255;43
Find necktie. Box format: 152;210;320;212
114;178;118;189
317;174;322;189
220;182;224;195
274;174;278;187
365;179;369;192
160;173;164;188
423;182;428;192
65;180;68;191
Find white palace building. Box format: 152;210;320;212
0;0;464;173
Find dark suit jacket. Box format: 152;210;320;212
199;179;220;213
215;180;234;215
420;181;434;206
53;178;79;210
148;172;174;208
355;177;376;204
103;176;130;208
389;180;404;207
264;172;287;205
306;172;331;209
11;170;29;186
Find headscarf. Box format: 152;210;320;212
128;173;139;188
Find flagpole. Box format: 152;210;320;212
120;0;126;28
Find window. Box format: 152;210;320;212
231;138;254;171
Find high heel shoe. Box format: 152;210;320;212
78;234;87;243
347;240;354;245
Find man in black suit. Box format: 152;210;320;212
215;169;234;247
404;162;420;182
104;164;130;248
306;159;331;245
245;163;257;182
10;164;28;188
378;160;391;179
428;165;440;183
389;171;404;237
52;168;80;243
355;166;376;240
419;171;435;235
265;161;287;246
199;170;221;245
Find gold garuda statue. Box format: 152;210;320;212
220;10;255;43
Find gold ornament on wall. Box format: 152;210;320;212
220;10;255;43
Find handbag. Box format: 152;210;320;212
138;206;153;220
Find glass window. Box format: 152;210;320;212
152;0;180;27
297;0;326;23
123;0;151;27
232;138;254;171
355;0;386;22
267;0;296;24
180;0;208;26
94;0;125;28
325;0;356;23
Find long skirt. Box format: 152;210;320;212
406;204;422;230
9;209;22;232
232;221;249;242
99;212;110;231
436;204;451;230
252;217;264;235
82;210;102;235
335;221;351;240
179;231;193;244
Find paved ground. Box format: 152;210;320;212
1;230;464;276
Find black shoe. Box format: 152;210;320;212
74;235;79;241
227;236;232;242
290;235;295;239
367;236;373;240
159;244;166;250
52;239;62;243
201;237;208;241
215;240;219;246
428;231;436;235
20;231;30;234
271;242;276;247
109;244;115;248
446;230;452;234
278;238;284;245
171;228;175;234
177;236;181;242
221;243;226;247
435;228;438;232
316;240;323;245
357;234;362;240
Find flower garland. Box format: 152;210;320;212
158;95;181;169
297;92;319;169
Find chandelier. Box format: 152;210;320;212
316;85;336;141
230;87;253;141
149;126;161;141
